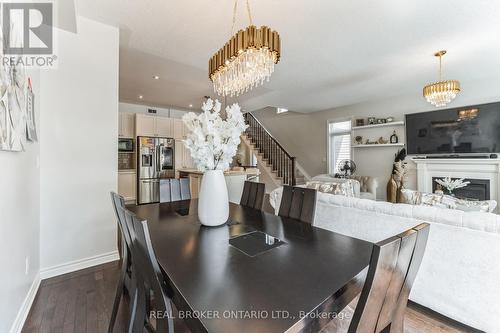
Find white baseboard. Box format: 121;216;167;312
9;273;41;333
40;250;119;280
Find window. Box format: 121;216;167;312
328;120;352;174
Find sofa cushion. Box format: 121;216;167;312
401;189;497;213
305;180;356;197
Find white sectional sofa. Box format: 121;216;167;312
270;190;500;332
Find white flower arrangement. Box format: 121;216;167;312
182;99;248;171
435;177;470;194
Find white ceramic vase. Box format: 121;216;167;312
198;170;229;227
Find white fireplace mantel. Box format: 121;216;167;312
412;158;500;205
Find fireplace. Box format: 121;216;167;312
413;158;499;212
432;177;490;200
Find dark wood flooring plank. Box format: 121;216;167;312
22;260;477;333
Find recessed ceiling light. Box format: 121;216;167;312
189;104;193;108
276;107;288;114
138;95;143;99
153;75;160;80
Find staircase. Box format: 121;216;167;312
242;113;306;188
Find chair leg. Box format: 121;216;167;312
108;252;129;333
132;283;147;333
128;287;139;333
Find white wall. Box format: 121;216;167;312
119;102;193;119
253;76;500;200
39;17;119;273
0;70;41;333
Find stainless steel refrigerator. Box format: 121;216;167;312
137;136;175;204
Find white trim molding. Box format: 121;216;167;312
40;250;119;280
9;274;41;333
413;158;500;212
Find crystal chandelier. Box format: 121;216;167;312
423;50;460;107
208;0;281;97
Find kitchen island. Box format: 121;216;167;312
178;168;260;203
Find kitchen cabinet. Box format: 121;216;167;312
175;140;184;172
173;119;185;139
175;140;194;172
136;114;156;137
156;117;173;137
136;114;173;138
119;113;135;138
118;171;136;202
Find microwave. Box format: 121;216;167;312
118;138;134;152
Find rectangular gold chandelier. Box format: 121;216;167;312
208;25;281;97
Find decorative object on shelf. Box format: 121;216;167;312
354;135;363;144
182;98;248;226
377;137;388;144
390;130;398;144
367;117;376;125
387;148;407;203
376;118;387;124
336;159;356;178
434;177;470;195
365;139;377;144
423;50;460;107
208;0;281;97
355;119;365;127
386;116;394;123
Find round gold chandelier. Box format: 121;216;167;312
208;0;281;97
423;50;460;107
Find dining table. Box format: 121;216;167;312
127;199;374;333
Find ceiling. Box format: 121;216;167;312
76;0;500;113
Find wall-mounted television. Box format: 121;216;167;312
405;102;500;155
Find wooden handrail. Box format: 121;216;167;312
244;113;295;159
243;112;296;186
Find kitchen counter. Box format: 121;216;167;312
178;168;260;202
178;168;260;176
118;169;136;174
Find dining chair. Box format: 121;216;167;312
109;192;135;333
320;223;430;333
160;178;191;203
240;181;266;210
278;185;317;224
121;207;176;333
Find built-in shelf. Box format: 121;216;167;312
353;143;405;148
352;121;405;130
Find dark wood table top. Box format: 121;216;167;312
127;200;373;333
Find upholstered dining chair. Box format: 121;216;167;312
278;185;317;224
109;192;135;333
320;223;430;333
160;178;191;203
120;207;178;333
240;181;266;210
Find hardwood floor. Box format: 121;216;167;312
22;260;476;333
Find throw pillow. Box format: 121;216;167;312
400;189;496;213
305;181;356;197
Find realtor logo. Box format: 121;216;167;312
2;2;53;54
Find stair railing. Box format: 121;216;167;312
243;112;296;186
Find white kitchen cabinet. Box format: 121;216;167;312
135;114;156;137
118;171;136;202
156;117;173;137
136;114;174;138
174;139;194;170
173;119;185;139
119;113;135;138
175;140;184;171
